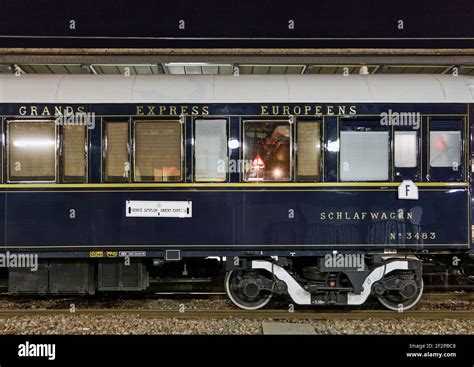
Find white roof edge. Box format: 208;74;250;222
0;74;473;104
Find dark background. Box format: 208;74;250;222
0;0;473;48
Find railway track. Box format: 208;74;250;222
0;292;469;321
423;292;474;301
0;309;471;320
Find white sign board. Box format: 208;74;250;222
126;200;192;218
397;180;419;200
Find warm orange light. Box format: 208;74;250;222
435;137;446;150
252;154;265;171
273;168;282;178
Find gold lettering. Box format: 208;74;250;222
30;106;38;116
338;105;346;115
327;106;334;115
349;105;357;115
272;106;279;115
191;106;199;115
159;106;167;115
41;106;51;116
180;106;188;116
315;106;322;115
202;106;209;115
304;106;311;115
261;106;269;116
282;106;290;116
293;106;301;115
19;106;27;116
147;106;156;115
318;210;413;222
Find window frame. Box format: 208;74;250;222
392;128;421;182
427;117;465;182
1;117;4;183
338;119;391;182
193;117;229;183
103;119;132;183
394;131;418;169
6;119;58;184
59;124;89;183
295;119;322;182
132;119;184;183
242;119;293;183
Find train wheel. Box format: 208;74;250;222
377;278;424;311
225;270;272;310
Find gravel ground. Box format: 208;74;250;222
0;315;472;335
0;294;470;335
308;319;474;335
0;296;235;311
0;293;470;311
416;299;472;310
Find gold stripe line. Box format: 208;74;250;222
0;244;469;249
0;182;469;189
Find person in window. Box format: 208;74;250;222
264;124;290;180
247;124;290;181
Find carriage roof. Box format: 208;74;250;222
1;74;474;104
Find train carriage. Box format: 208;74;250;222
0;74;473;310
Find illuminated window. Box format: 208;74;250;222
340;131;389;181
134;121;182;182
194;119;227;182
62;125;87;182
297;121;321;180
243;120;291;181
394;131;417;168
105;122;130;182
429;131;461;168
8;121;56;182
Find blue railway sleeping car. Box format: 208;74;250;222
0;74;473;310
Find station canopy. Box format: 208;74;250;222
10;63;474;76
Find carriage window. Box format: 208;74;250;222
134;121;182;182
8;121;56;182
105;122;130;182
340;131;389;181
194;119;227;182
297;121;321;180
243;120;291;181
429;131;461;168
62;125;87;182
394;131;417;168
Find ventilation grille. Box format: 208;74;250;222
98;262;148;291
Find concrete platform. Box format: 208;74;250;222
262;322;316;335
